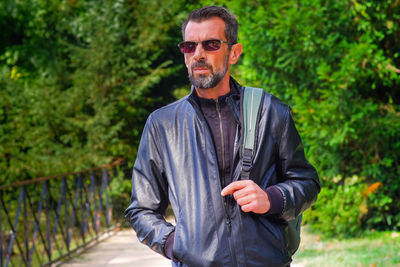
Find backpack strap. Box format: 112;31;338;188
241;87;302;256
241;87;265;180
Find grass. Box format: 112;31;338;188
292;227;400;267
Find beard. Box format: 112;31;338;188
188;55;229;89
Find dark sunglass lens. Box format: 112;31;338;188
203;40;221;51
180;42;196;53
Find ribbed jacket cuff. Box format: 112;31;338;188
164;231;175;261
264;186;284;215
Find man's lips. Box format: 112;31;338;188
193;67;210;74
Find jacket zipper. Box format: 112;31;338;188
215;99;238;267
215;99;226;187
188;96;239;266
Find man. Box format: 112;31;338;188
125;6;320;267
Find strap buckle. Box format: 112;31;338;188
242;149;253;173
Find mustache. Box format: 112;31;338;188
191;61;212;70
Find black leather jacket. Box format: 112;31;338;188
125;78;320;267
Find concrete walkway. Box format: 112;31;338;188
61;230;171;267
61;229;303;267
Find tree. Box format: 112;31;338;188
0;0;193;184
228;0;400;235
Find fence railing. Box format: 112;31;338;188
0;159;126;267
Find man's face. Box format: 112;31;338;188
183;17;231;89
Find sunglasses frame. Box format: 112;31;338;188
177;39;232;54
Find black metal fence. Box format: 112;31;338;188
0;159;126;267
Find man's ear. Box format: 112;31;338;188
229;43;242;65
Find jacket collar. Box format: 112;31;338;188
187;76;242;124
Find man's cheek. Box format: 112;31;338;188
184;56;191;68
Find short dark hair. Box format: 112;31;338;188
182;6;238;44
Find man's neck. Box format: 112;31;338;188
195;75;230;99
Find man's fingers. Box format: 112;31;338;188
233;183;258;200
221;180;252;196
222;181;270;214
235;194;254;206
241;203;256;213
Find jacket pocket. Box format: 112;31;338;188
172;210;184;263
258;216;286;253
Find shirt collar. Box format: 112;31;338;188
189;76;242;101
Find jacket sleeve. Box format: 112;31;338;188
274;107;321;221
124;114;175;257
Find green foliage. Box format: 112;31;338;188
228;0;400;235
2;0;399;237
109;167;133;219
0;0;193;184
304;177;399;238
303;179;367;237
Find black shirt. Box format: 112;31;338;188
197;90;238;189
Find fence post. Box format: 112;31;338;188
23;186;28;265
27;181;48;266
44;181;52;262
5;186;28;267
103;169;112;227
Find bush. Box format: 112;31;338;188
303;178;397;237
109;166;133;221
304;182;367;237
228;0;400;235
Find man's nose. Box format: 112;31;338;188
193;43;206;61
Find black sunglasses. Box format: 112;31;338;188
178;39;233;54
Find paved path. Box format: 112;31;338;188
61;229;303;267
61;230;171;267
